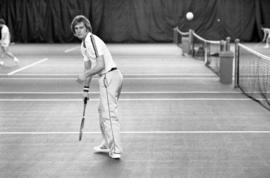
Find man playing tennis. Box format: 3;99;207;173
0;18;19;66
71;15;123;159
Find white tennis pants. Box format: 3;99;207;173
98;69;123;154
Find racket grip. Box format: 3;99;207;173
84;97;88;104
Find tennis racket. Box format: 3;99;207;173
79;97;88;141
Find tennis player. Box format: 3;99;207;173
0;18;19;66
262;27;270;48
71;15;123;159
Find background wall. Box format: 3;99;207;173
0;0;269;43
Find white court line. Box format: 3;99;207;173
0;91;240;94
0;77;219;80
1;131;270;135
0;98;257;102
8;58;48;75
64;46;80;53
0;77;220;81
0;73;216;77
123;73;216;77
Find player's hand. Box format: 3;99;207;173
76;73;86;85
78;73;86;81
83;91;89;100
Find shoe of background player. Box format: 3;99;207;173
14;57;19;64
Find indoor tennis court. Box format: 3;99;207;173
1;1;270;178
1;43;270;177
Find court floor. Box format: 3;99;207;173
0;43;270;178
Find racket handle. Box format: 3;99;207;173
84;97;88;104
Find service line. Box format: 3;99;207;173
1;130;270;135
8;58;48;75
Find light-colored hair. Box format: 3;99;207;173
0;18;6;25
70;15;92;34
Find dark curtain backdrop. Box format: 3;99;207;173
0;0;269;43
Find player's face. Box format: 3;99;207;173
74;22;88;40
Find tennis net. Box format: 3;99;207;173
235;42;270;110
173;27;191;55
174;27;229;76
191;31;229;76
173;27;189;45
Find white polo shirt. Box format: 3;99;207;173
0;25;10;47
81;32;116;75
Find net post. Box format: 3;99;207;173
182;34;190;56
220;40;226;52
219;48;234;84
234;39;240;88
226;37;231;51
204;42;210;64
189;29;194;55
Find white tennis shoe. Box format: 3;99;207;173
93;144;110;153
109;152;121;159
14;57;19;64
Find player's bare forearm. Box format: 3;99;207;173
85;55;105;78
83;76;92;87
83;60;92;87
85;65;103;78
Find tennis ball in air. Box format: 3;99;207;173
186;12;194;20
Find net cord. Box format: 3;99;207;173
238;43;270;62
192;31;220;44
174;27;189;36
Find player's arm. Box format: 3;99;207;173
84;55;105;78
82;59;92;99
1;28;9;41
81;56;105;99
83;60;92;87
